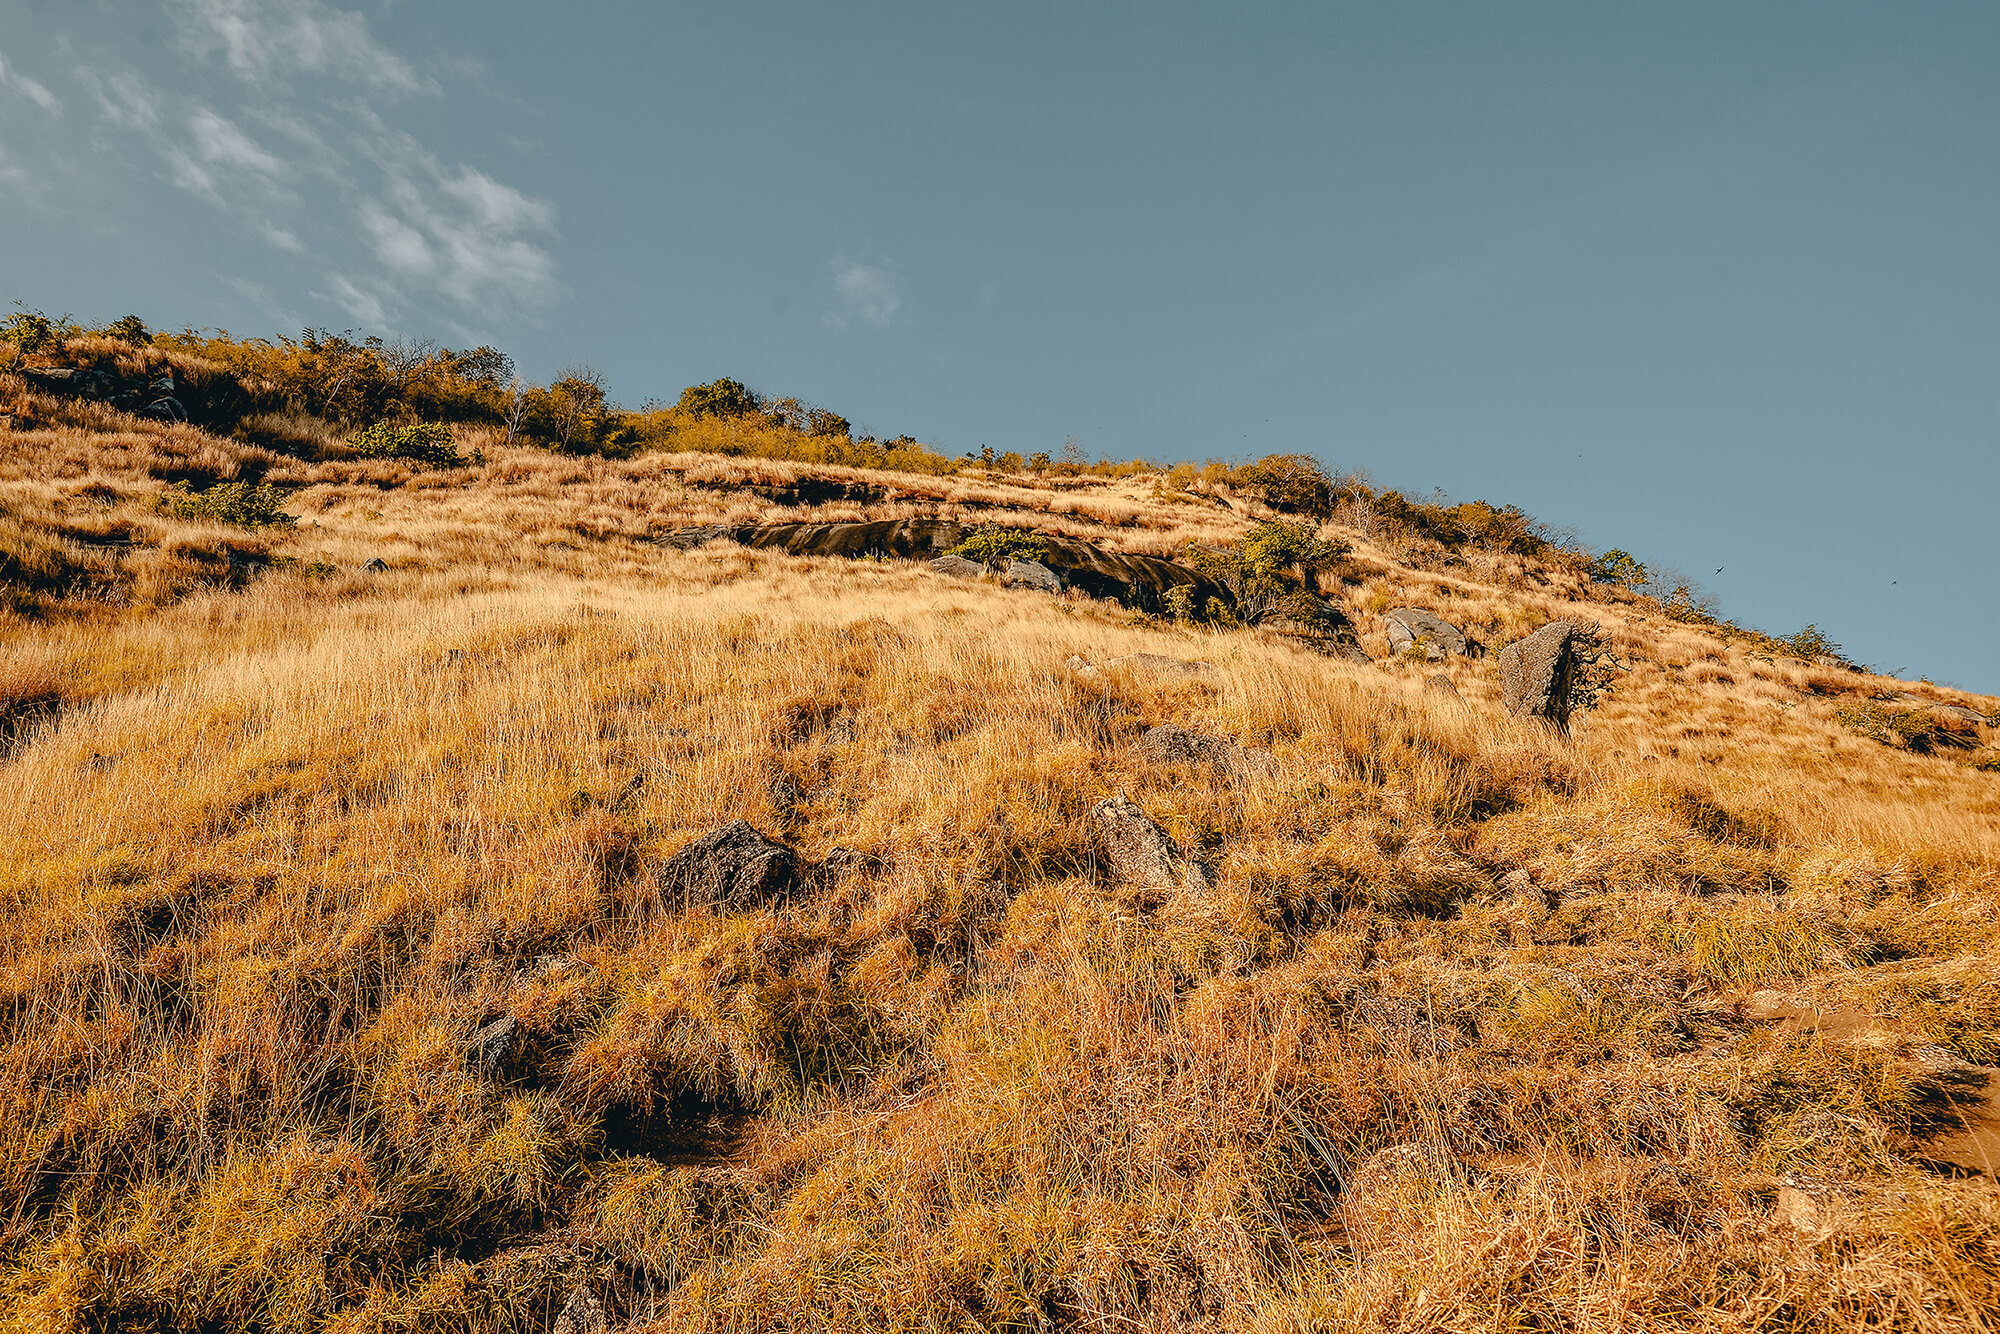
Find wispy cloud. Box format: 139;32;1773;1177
0;50;63;115
170;0;435;96
827;257;905;329
45;1;562;331
74;66;159;131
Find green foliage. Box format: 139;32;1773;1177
1026;451;1053;472
1182;520;1348;625
676;378;760;418
158;481;297;528
1588;548;1646;585
1833;702;1975;755
951;523;1049;568
101;314;151;345
349;421;464;467
1235;453;1335;518
2;303;75;355
1370;490;1552;556
1661;583;1719;625
1779;624;1842;661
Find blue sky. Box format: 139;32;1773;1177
2;1;1995;689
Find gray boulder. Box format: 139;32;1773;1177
658;819;798;909
1090;794;1212;895
927;554;987;579
1138;723;1276;780
1384;608;1469;659
1003;559;1062;592
361;557;389;573
1499;621;1578;730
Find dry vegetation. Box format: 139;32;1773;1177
2;346;1999;1334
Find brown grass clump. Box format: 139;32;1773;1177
0;401;1997;1333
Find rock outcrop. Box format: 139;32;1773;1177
658;819;798;909
1002;559;1062;592
1138;723;1275;780
670;518;1231;614
1091;794;1212;896
926;554;986;579
1383;608;1469;659
1499;621;1578;730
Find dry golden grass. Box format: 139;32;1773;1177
1;403;1998;1332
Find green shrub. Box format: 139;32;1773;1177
1833;702;1974;755
1235;453;1334;518
951;523;1049;568
1182;520;1348;625
675;378;759;418
159;481;296;528
1779;624;1842;662
349;421;464;467
2;303;75;356
1588;549;1646;585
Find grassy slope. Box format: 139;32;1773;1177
2;379;1999;1332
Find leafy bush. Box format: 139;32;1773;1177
676;378;760;419
102;314;150;345
158;481;297;528
1833;702;1975;755
1182;520;1349;625
951;523;1049;568
1588;549;1646;585
349;421;464;467
1779;624;1842;662
1;303;74;356
1235;453;1334;518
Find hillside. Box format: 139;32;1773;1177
2;330;1999;1333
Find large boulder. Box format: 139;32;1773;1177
1383;608;1469;659
1090;794;1212;896
1003;559;1062;592
658;819;798;909
927;554;986;579
1499;621;1578;730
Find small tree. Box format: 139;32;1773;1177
547;365;610;453
676;378;759;418
1182;520;1348;625
1235;453;1334;518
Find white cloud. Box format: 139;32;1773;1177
171;0;435;95
74;66;159;131
350;116;561;319
319;272;389;326
827;257;905;329
0;50;63;115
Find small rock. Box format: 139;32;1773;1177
1773;1172;1838;1233
1424;673;1459;695
1090;794;1212;896
927;554;988;579
1065;654;1108;687
1137;723;1274;780
466;1014;518;1075
658;819;799;910
361;557;389;573
1498;621;1578;730
1384;608;1469;659
551;1287;608;1334
1002;559;1062;592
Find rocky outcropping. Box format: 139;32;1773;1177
1499;621;1577;730
1091;794;1212;896
1138;723;1275;780
1003;559;1062;592
926;554;986;579
1384;608;1469;659
669;518;1231;614
658;819;798;909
